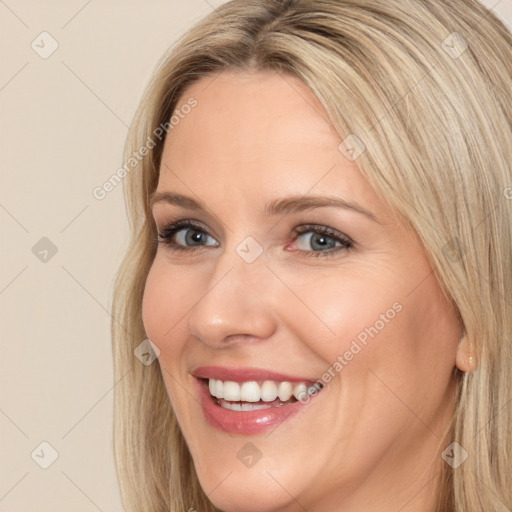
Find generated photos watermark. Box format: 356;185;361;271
298;301;404;404
92;97;198;201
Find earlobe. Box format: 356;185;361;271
455;334;477;373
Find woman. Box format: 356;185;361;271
111;1;512;511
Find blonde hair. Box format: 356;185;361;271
111;1;512;510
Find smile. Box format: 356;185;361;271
192;366;324;434
209;378;322;409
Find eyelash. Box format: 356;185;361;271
154;219;353;258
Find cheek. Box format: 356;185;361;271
286;265;459;408
141;261;193;411
141;263;163;344
277;266;406;365
141;259;186;351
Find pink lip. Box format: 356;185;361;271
191;365;317;384
191;366;323;435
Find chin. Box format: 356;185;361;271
202;476;295;512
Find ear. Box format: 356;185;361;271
455;334;476;373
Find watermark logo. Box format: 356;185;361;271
32;237;58;263
338;134;366;161
236;236;263;263
31;441;59;469
237;442;262;468
443;237;466;263
31;31;59;59
442;32;468;59
442;442;468;468
134;338;160;365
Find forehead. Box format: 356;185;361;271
165;69;337;157
157;69;385;222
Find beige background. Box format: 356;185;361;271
1;1;510;511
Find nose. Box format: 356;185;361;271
187;251;277;348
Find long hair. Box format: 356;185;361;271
110;1;512;510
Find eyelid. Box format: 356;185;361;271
152;208;222;239
156;218;208;237
157;219;218;245
292;224;353;243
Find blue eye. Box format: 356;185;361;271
155;220;353;258
157;220;218;251
292;225;353;258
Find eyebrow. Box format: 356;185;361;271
149;191;380;223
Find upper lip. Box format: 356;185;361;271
191;365;318;384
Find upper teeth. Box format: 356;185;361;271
208;379;321;402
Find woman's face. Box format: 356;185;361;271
143;70;463;512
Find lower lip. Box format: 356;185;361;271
196;379;318;435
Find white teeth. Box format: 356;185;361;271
240;381;261;402
223;381;240;401
277;381;293;401
260;380;278;402
222;401;241;411
219;399;273;411
214;379;223;399
293;383;307;401
241;402;272;411
206;378;322;404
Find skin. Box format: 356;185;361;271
142;69;472;512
